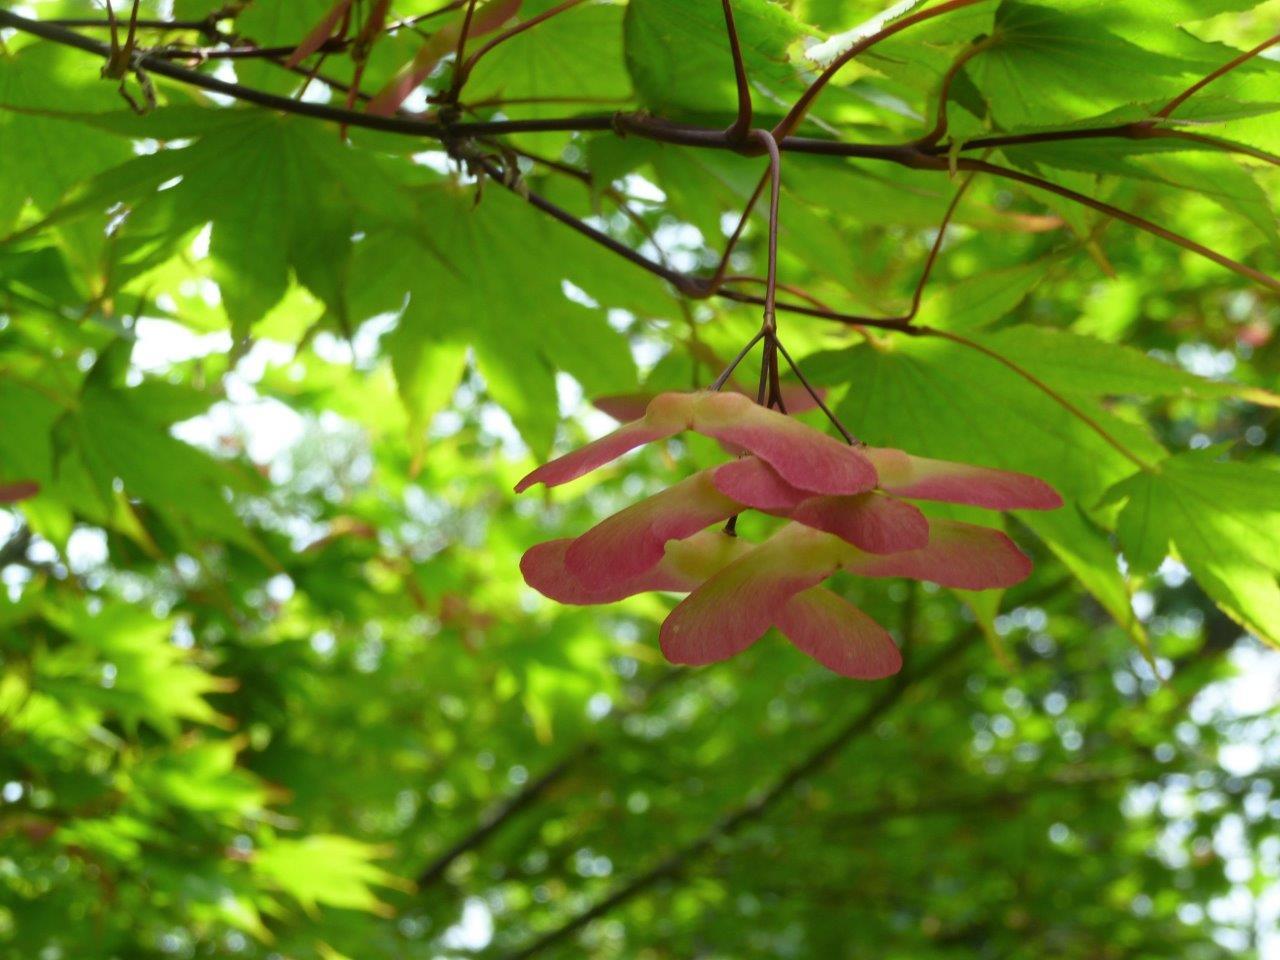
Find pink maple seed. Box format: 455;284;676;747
514;393;692;493
844;518;1033;590
594;383;825;423
660;535;830;666
0;481;39;504
789;492;930;555
591;392;663;423
563;471;740;587
523;530;751;606
712;457;928;554
776;589;903;679
521;539;695;605
691;392;878;496
865;448;1063;511
710;456;812;512
516;392;878;497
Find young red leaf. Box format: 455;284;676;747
285;0;354;68
366;0;522;116
0;481;39;504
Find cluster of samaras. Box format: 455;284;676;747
517;392;1061;679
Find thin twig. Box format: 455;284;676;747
455;0;588;92
720;0;753;142
904;169;978;321
774;338;857;444
916;36;992;148
709;331;765;391
702;171;770;296
719;276;838;313
936;122;1280;168
773;0;991;140
453;0;481;74
922;328;1154;470
1157;31;1280;119
752;129;783;332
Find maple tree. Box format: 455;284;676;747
0;0;1279;957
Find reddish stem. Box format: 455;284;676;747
773;0;991;141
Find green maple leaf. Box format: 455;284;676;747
1104;450;1280;645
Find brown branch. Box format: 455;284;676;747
1154;128;1280;168
416;750;592;889
496;142;677;271
147;40;349;61
752;129;783;331
933;119;1280;169
721;168;976;330
466;158;919;332
930;24;1280;167
3;8;1275;317
719;275;836;313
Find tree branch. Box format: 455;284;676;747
0;9;616;140
0;525;33;569
416;749;593;889
2;8;1275;312
415;670;684;890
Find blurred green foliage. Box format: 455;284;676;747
1;1;1278;958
